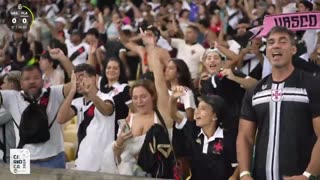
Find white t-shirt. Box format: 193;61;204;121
171;38;205;79
302;30;320;58
0;86;65;160
72;91;115;171
262;55;272;78
44;4;59;19
65;39;90;66
226;6;243;30
42;69;65;88
84;11;96;33
282;2;296;14
168;87;196;118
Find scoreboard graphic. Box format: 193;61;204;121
4;4;34;33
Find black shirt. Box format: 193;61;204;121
174;120;237;180
241;68;320;179
200;70;246;129
292;56;320;77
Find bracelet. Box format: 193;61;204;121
114;141;124;149
240;171;251;179
303;171;311;178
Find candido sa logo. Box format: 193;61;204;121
10;149;30;174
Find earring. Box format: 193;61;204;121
212;117;217;121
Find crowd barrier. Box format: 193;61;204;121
0;163;161;180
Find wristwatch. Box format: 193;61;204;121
303;171;317;180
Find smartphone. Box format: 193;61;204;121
117;119;130;133
246;41;252;48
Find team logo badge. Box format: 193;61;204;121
271;89;283;102
262;84;267;90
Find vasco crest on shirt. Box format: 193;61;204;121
212;140;223;155
271;89;283;102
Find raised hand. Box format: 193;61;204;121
48;47;66;60
200;72;211;80
89;42;98;55
219;69;235;81
140;27;156;47
171;86;186;99
214;41;220;49
70;71;77;94
80;74;96;98
81;77;91;95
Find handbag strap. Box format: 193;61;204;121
155;109;177;161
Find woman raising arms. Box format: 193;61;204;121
169;86;239;180
101;29;174;178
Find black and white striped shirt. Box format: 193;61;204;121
241;69;320;180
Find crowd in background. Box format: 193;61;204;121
0;0;320;179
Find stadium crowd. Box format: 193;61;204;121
0;0;320;179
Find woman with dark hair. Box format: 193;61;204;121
169;86;239;179
97;57;131;140
165;59;196;120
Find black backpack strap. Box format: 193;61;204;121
42;88;56;129
0;125;6;162
12;119;19;129
48;112;58;129
155;109;177;161
155;109;169;136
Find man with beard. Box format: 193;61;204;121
0;49;73;168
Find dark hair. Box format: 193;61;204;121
266;26;296;45
200;95;226;128
198;19;210;29
268;4;276;10
86;28;100;39
170;59;199;105
169;59;194;89
179;9;189;18
21;65;42;77
131;79;157;109
187;25;200;34
74;63;96;77
40;50;59;69
145;26;161;41
299;0;313;11
100;57;128;87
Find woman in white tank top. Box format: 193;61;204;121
101;36;174;176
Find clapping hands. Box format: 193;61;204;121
79;73;96;99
